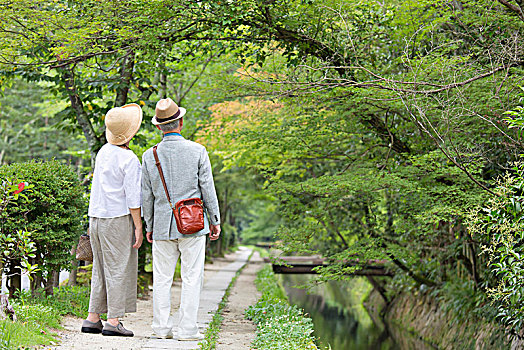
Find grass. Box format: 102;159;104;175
16;285;91;319
0;319;57;349
0;285;92;350
245;265;321;350
199;250;254;350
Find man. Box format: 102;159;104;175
141;98;221;341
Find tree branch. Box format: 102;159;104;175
497;0;524;21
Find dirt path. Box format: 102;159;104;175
49;248;259;350
216;251;263;350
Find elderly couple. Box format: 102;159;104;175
81;98;221;341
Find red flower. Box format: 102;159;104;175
14;182;25;194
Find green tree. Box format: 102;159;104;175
0;78;87;166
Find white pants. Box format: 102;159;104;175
151;235;206;337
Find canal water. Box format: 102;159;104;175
279;275;433;350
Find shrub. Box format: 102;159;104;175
0;178;38;294
0;160;86;293
467;162;524;331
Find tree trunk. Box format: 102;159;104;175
31;274;44;294
7;260;21;299
43;271;59;296
216;234;223;257
68;259;78;286
52;270;60;288
114;50;135;107
62;67;104;166
160;71;167;99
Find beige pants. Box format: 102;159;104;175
88;215;138;319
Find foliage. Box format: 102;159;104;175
0;160;86;291
75;264;93;286
0;286;90;350
0;178;37;279
11;302;61;330
15;285;91;319
0;323;10;350
245;266;320;350
0;320;56;350
0;0;255;165
0;78;87;166
467;162;524;331
436;279;497;327
2;0;524;339
189;0;524;335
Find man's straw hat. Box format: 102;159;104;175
105;103;143;145
152;98;186;125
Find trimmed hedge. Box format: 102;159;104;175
0;160;86;290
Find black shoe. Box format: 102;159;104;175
81;319;103;334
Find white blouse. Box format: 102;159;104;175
88;143;142;218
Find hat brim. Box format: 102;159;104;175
151;107;186;125
106;103;143;145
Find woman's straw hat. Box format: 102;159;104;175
105;103;143;145
152;98;186;125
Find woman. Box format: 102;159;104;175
81;103;143;337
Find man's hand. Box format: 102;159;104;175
133;227;143;249
146;231;153;243
209;224;221;241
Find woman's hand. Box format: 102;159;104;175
146;232;153;243
129;208;143;249
133;227;143;249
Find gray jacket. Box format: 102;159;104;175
141;134;220;240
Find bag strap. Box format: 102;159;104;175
153;145;173;207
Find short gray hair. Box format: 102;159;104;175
157;119;180;132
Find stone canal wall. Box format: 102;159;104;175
365;290;524;350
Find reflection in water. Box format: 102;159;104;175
280;275;433;350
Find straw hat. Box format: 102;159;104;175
152;98;186;125
105;103;143;145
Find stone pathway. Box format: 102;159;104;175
216;251;263;349
51;247;253;350
144;247;252;349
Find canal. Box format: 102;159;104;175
279;274;434;350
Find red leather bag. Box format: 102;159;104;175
153;145;205;235
174;198;205;234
